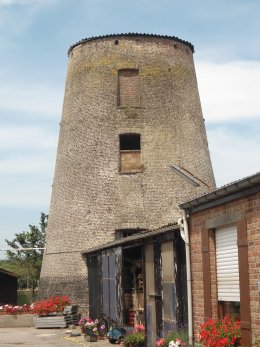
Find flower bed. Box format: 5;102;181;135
0;304;32;315
31;295;71;316
0;296;75;328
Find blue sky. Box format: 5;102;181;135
0;0;260;258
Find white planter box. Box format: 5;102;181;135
0;314;34;328
33;315;70;328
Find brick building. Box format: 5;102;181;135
180;172;260;347
39;34;215;310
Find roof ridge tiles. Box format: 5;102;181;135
68;33;194;54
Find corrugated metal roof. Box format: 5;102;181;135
82;223;179;255
68;33;194;54
179;171;260;210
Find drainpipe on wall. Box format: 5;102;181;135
178;210;193;345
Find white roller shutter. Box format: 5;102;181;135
216;226;240;302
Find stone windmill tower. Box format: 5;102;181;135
39;34;215;305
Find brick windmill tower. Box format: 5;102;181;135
39;34;215;306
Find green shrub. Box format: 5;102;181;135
125;331;145;346
17;290;35;305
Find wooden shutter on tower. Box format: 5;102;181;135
237;218;251;347
216;226;240;302
201;229;212;321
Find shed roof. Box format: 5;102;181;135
0;268;20;278
179;171;260;213
68;33;194;54
82;223;179;255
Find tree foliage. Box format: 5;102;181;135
5;212;48;295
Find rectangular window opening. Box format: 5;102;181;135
218;301;240;320
119;134;143;173
120;134;140;150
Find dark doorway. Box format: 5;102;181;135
122;246;144;326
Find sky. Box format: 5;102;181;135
0;0;259;258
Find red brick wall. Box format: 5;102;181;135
118;69;140;107
189;191;260;343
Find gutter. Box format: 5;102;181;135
178;210;193;345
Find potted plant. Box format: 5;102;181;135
80;317;107;341
125;324;145;347
78;316;88;334
32;295;72;328
32;295;71;316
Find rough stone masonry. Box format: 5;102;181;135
39;34;216;307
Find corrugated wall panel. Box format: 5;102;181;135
216;226;240;302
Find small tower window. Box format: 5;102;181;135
119;134;143;173
118;69;140;107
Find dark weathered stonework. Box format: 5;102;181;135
39;34;215;306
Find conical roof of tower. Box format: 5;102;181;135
68;33;194;54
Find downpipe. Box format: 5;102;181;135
178;210;193;345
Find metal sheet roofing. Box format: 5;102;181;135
81;223;179;255
179;171;260;210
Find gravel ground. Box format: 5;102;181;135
0;327;113;347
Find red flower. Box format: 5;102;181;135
197;315;241;347
32;296;71;316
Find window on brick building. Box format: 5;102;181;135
216;226;240;320
119;134;143;173
118;69;140;107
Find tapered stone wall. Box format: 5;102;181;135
39;34;215;306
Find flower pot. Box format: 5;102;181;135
84;334;98;342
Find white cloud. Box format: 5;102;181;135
0;153;56;175
0;84;63;117
196;61;260;122
0;125;58;150
207;126;260;187
0;180;52;207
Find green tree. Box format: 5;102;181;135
5;212;48;297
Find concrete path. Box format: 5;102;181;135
0;327;113;347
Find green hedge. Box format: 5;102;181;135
17;290;37;305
